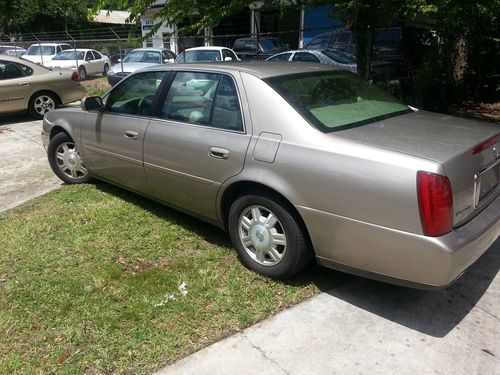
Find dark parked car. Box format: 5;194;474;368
109;48;133;65
232;37;288;60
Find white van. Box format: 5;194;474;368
22;43;73;66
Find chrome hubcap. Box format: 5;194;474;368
238;205;287;266
34;95;55;116
55;142;88;179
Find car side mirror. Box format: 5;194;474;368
165;58;175;63
224;57;233;61
81;96;103;111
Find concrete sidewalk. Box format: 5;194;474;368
0;115;61;211
157;241;500;375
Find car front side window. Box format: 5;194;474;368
0;61;26;80
105;71;167;116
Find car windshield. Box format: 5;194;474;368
321;49;356;64
123;51;161;63
265;71;410;132
53;51;85;60
175;50;221;63
260;39;285;50
26;45;56;56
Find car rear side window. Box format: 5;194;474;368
160;72;243;131
268;53;291;61
265;71;410;132
105;71;167;116
292;52;320;63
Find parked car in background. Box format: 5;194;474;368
109;48;133;65
45;49;111;80
22;43;73;66
266;49;357;73
107;47;176;86
232;37;288;60
0;55;85;118
175;46;240;63
0;46;26;57
3;48;27;57
42;62;499;289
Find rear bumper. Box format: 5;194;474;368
297;194;500;289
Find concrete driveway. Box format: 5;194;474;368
1;114;498;374
0;114;61;211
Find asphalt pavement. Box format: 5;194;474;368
1;114;498;375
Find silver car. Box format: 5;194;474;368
42;63;500;289
266;49;357;73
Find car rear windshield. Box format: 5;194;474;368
265;71;410;132
123;51;161;63
26;45;55;55
175;50;221;63
321;49;356;64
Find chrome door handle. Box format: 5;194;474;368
208;146;230;159
19;82;30;86
124;130;138;140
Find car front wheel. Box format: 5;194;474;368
228;193;312;280
47;132;91;184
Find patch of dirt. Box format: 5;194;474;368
451;101;500;122
0;126;11;134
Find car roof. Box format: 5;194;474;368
0;54;49;71
184;46;228;52
27;43;71;47
143;61;341;79
131;48;167;52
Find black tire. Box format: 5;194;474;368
27;91;58;119
47;132;91;184
228;193;312;280
102;64;109;76
78;66;87;81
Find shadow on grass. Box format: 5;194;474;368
92;180;346;291
93;180;499;338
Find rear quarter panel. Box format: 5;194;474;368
233;72;441;235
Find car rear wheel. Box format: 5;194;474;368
47;132;91;184
102;64;109;76
78;66;87;81
228;193;312;279
28;91;58;119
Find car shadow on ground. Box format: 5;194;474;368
93;180;499;338
323;242;499;338
0;113;35;126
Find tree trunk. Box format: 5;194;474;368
451;31;468;83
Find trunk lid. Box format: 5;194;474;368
334;110;500;226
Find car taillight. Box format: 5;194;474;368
71;71;79;82
417;171;453;237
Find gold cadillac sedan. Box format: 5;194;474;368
0;55;85;119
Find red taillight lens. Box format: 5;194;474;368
71;71;79;82
417;171;453;237
472;133;500;155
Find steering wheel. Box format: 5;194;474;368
137;95;155;115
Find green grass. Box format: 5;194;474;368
0;183;341;374
82;77;110;98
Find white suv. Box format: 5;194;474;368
22;43;73;66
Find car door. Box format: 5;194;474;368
80;71;168;193
91;51;105;73
144;71;251;221
0;60;31;113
